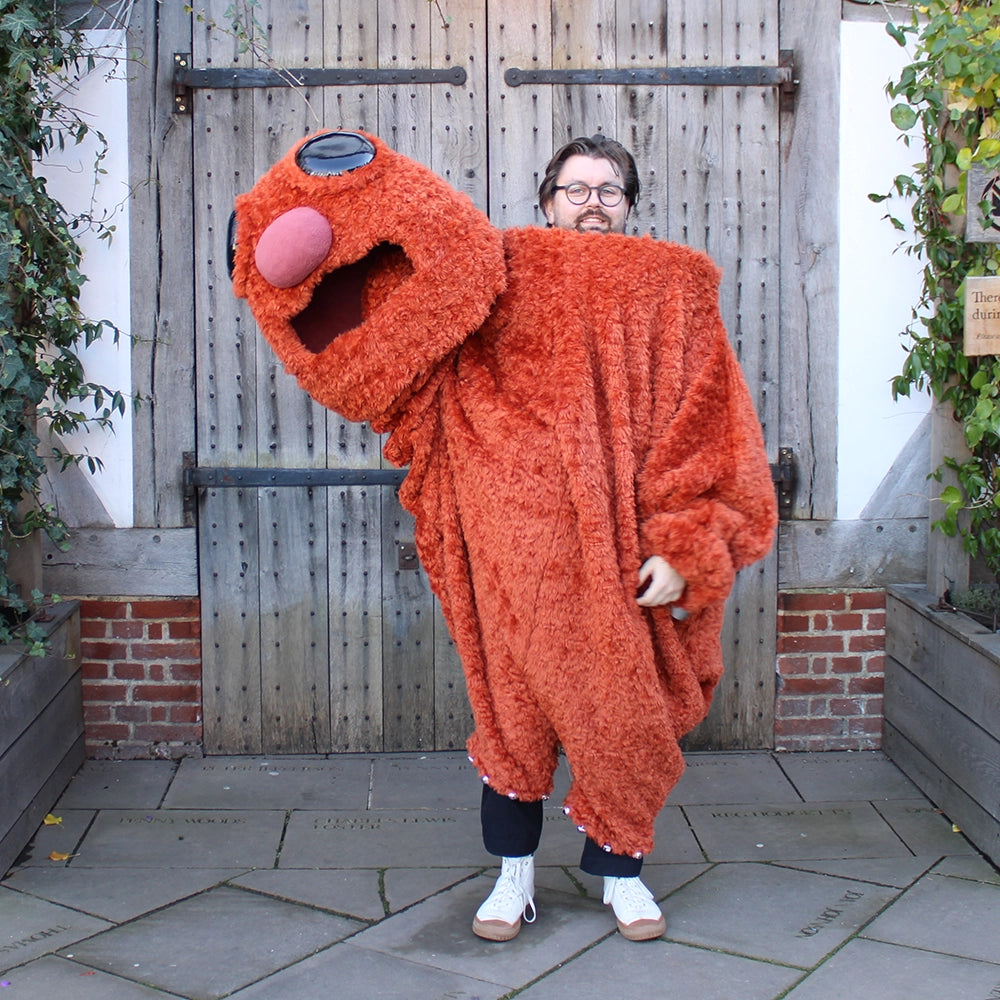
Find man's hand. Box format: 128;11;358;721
636;556;686;608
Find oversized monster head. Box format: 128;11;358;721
230;130;506;425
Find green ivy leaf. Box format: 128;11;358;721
890;103;919;131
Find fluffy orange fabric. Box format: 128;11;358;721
233;131;778;857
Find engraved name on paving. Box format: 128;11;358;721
795;888;866;938
0;926;71;957
312;814;460;832
116;815;250;825
708;807;854;819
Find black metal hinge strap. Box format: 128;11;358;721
184;465;407;489
173;53;466;113
182;460;407;524
769;447;797;521
504;50;797;110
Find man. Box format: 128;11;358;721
473;135;699;943
538;133;636;235
232;128;776;947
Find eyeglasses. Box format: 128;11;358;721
553;182;626;207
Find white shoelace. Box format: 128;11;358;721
479;861;536;924
603;877;659;922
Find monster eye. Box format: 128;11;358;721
296;131;376;176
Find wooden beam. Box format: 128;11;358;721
41;528;197;597
779;518;927;589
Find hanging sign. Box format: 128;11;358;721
964;275;1000;355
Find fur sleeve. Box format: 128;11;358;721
637;259;777;612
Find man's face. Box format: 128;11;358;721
543;154;630;234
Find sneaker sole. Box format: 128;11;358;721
617;915;666;941
472;916;521;941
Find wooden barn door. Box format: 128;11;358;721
190;0;782;753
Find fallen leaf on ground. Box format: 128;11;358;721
48;850;77;861
43;814;63;826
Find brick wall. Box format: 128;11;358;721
775;589;886;752
75;590;886;758
80;598;204;759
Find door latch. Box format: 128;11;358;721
398;542;419;571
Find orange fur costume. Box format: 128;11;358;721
231;131;777;858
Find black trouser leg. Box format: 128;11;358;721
579;836;643;878
481;785;544;857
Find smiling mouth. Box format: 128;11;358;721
292;242;411;354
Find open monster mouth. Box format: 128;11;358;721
293;242;412;354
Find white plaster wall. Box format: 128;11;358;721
39;30;133;527
838;19;930;520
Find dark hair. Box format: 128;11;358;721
537;134;640;211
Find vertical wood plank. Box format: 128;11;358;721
488;0;553;227
434;604;474;749
665;1;725;255
200;488;263;752
321;0;377;131
779;0;840;519
193;1;263;755
430;0;488;212
616;0;668;238
257;0;328;472
381;487;435;751
330;486;384;750
259;486;331;752
129;0;195;527
321;0;381;465
194;0;258;470
551;0;617;143
378;1;433;156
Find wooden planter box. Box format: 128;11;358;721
0;601;84;875
884;585;1000;867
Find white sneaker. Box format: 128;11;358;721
473;855;537;941
603;876;666;941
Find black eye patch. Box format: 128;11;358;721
227;210;238;280
296;132;376;176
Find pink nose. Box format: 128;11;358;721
255;206;332;288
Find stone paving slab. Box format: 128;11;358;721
684;801;910;861
231;866;480;921
279;808;488;868
71;810;285;868
781;937;1000;1000
349;874;614;989
773;855;938;889
873;799;980;857
671;752;802;805
515;934;802;1000
0;888;111;973
932;854;1000;885
862;872;1000;964
228;941;507;1000
663;862;900;968
0;956;186;998
55;761;177;810
369;753;481;810
370;753;576;811
2;867;246;923
533;803;704;867
162;756;371;810
10;809;95;867
570;862;711;903
60;885;363;1000
776;750;920;801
